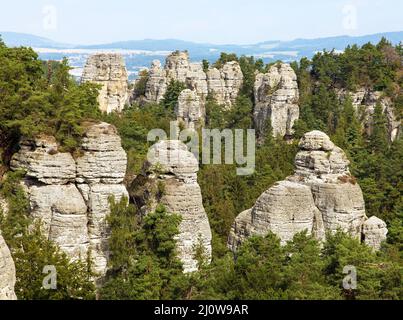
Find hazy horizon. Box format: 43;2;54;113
1;0;403;45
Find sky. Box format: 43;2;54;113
1;0;402;45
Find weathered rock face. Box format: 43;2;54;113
186;62;209;99
176;89;205;130
229;131;387;251
145;60;168;103
11;136;76;185
363;216;388;251
165;51;192;83
230;181;321;248
254;63;300;139
82;53;129;114
131;140;212;273
207;61;244;107
0;233;16;300
336;88;401;142
142;51;243;110
11;122;129;277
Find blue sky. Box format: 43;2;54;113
2;0;402;44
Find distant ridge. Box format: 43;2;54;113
0;31;73;48
1;31;401;55
2;31;402;74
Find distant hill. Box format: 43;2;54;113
2;31;401;80
77;31;403;59
2;31;402;56
0;31;73;48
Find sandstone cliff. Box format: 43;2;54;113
141;51;243;118
0;233;16;300
82;53;129;114
206;61;244;107
337;87;401;142
254;63;300;140
130;140;212;273
10;122;129;277
176;89;205;130
228;131;387;251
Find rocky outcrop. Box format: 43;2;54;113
207;61;244;107
0;233;16;300
229;131;387;251
11;122;128;277
82;53;129;114
131;140;212;273
176;89;205;130
363;216;388;251
144;60;168;103
254;63;299;139
142;51;243;110
337;88;401;142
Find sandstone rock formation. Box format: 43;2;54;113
337;88;401;142
82;53;129;114
363;216;388;251
254;63;300;139
0;233;16;300
207;61;244;107
142;51;243;110
131;140;212;273
144;60;168;103
228;131;387;251
176;89;205;130
11;122;129;277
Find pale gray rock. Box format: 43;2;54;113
229;131;384;251
165;51;191;83
0;234;16;300
227;209;253;252
295;131;351;180
186;63;209;99
76;122;127;184
145;60;168;103
207;61;244;107
176;89;205;130
310;182;366;238
299;130;335;151
336;88;401;142
143;51;243;110
144;51;208;106
136;140;212;272
28;184;89;260
11;135;76;185
82;53;129;113
363;216;388;250
254;63;299;139
85;184;128;276
0;195;9;216
11;122;129;278
228;181;321;251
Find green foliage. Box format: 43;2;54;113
100;201;191;300
191;231;401;300
323;231;402;300
0;44;101;159
238;55;265;99
198;138;297;254
133;69;149;97
161;80;186;114
292;40;403;226
213;52;238;69
202;59;210;73
102;103;175;179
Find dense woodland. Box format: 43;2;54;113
0;37;401;300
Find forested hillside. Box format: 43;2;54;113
0;37;401;300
